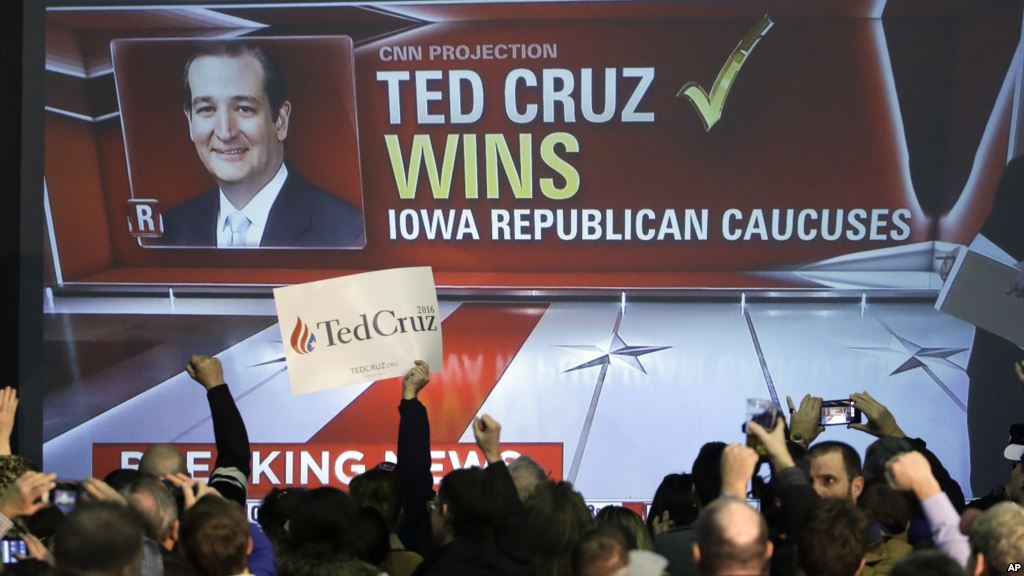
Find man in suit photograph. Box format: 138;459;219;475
161;42;364;249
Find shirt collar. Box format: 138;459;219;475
217;164;288;248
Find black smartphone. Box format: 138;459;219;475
820;400;862;426
1;538;26;564
50;481;82;515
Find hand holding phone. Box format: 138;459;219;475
820;400;862;426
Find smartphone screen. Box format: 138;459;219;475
820;400;861;426
50;481;81;515
1;539;26;564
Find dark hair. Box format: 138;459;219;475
349;469;402;530
438;468;503;540
182;42;287;121
692;442;727;506
181;496;250;576
102;468;142;492
525;480;593;576
808;441;863;481
695;496;769;575
348;507;390;567
863;437;913;483
797;499;869;576
858;478;911;535
595;506;651;551
891;550;966;576
258;487;309;552
571;526;629;576
53;502;145;576
277;557;380;576
286;487;355;559
647;473;699;534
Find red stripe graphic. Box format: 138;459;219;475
290;318;304;355
310;303;548;444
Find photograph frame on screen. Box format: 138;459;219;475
113;36;367;251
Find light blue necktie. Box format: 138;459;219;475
226;212;252;247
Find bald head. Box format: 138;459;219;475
139;444;187;477
694;496;771;575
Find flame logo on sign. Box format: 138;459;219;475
290;318;316;355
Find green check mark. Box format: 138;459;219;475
679;15;774;132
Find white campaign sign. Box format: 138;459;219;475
273;267;443;395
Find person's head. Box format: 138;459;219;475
525;480;594;576
286;487;355;557
0;455;39;494
595;506;652;551
349;468;402;531
858;478;911;536
347;507;390;567
432;467;503;545
693;496;772;576
797;498;869;576
571;526;629;576
53;502;145;576
182;42;291;198
890;550;966;576
508;455;548;502
103;468;142;492
647;473;699;534
139;444;187;478
122;475;178;549
180;496;252;576
967;502;1024;576
808;441;864;501
863;436;913;483
692;442;727;507
257;487;309;552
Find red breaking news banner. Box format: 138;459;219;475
93;442;563;499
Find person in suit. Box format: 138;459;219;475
161;42;364;249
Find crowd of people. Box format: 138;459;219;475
0;357;1022;576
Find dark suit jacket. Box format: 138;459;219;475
161;171;365;248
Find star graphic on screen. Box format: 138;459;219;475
850;318;968;411
557;307;671;374
558;331;672;374
556;306;671;482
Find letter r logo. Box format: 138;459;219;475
126;199;164;239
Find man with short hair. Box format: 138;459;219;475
163;41;364;249
967;502;1024;576
181;495;252;576
807;441;865;502
54;502;146;576
507;455;547;502
797;498;869;576
692;496;772;576
123;475;179;551
140;444;187;478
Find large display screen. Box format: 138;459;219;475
39;1;1024;511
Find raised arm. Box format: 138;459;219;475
397;360;434;555
186;355;250;505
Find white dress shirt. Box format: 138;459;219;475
217;164;288;248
